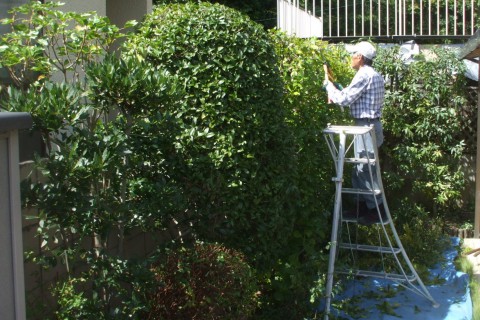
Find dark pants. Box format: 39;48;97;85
353;118;383;209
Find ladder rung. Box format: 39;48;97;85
345;157;376;165
338;269;416;282
339;243;401;254
342;188;381;196
342;217;390;225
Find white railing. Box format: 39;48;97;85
277;0;323;37
277;0;478;39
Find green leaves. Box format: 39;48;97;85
376;46;467;213
0;1;127;87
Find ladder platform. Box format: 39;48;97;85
345;157;376;165
339;243;401;254
323;125;373;135
338;269;417;282
342;188;381;196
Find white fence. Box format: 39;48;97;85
277;0;478;39
277;0;323;37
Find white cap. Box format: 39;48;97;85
351;41;376;60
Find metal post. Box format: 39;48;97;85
475;61;480;238
0;112;32;320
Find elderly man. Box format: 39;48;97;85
324;41;387;225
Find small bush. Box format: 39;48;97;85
147;242;258;320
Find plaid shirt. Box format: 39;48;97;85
326;65;385;119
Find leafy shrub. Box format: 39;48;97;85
375;46;467;216
264;31;353;318
146;242;258;319
124;2;298;273
394;200;451;271
1;2;179;318
123;4;346;318
0;1;131;89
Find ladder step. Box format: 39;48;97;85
342;188;382;196
345;157;376;165
338;269;417;282
339;243;401;254
342;216;390;225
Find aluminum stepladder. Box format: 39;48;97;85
322;124;439;320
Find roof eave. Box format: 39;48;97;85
458;29;480;60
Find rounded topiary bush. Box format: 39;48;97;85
147;242;258;320
123;3;298;261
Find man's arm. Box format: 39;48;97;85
325;73;368;107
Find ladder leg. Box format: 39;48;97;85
324;132;346;320
368;129;439;307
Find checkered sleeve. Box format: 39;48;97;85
326;72;368;108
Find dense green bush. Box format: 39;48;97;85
265;30;353;318
375;46;467;216
123;0;298;272
146;242;258;319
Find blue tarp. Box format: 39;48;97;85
327;237;473;319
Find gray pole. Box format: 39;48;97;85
476;61;480;237
0;112;32;320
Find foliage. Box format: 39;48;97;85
153;0;277;29
0;1;135;89
390;200;451;276
1;1;473;319
0;2;178;318
4;60;179;318
124;0;296;271
52;257;153;319
456;251;480;320
146;242;258;319
266;30;353;318
123;4;332;318
375;45;467;216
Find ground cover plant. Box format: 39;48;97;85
0;1;475;319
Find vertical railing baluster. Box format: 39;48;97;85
362;0;365;36
445;0;449;35
471;0;474;34
437;0;440;35
454;0;457;35
345;0;348;36
378;0;381;36
370;0;373;35
387;0;390;36
398;0;402;35
337;0;340;36
428;0;432;35
328;0;332;36
354;0;357;36
414;0;417;35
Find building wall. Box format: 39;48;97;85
107;0;152;28
50;0;106;15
